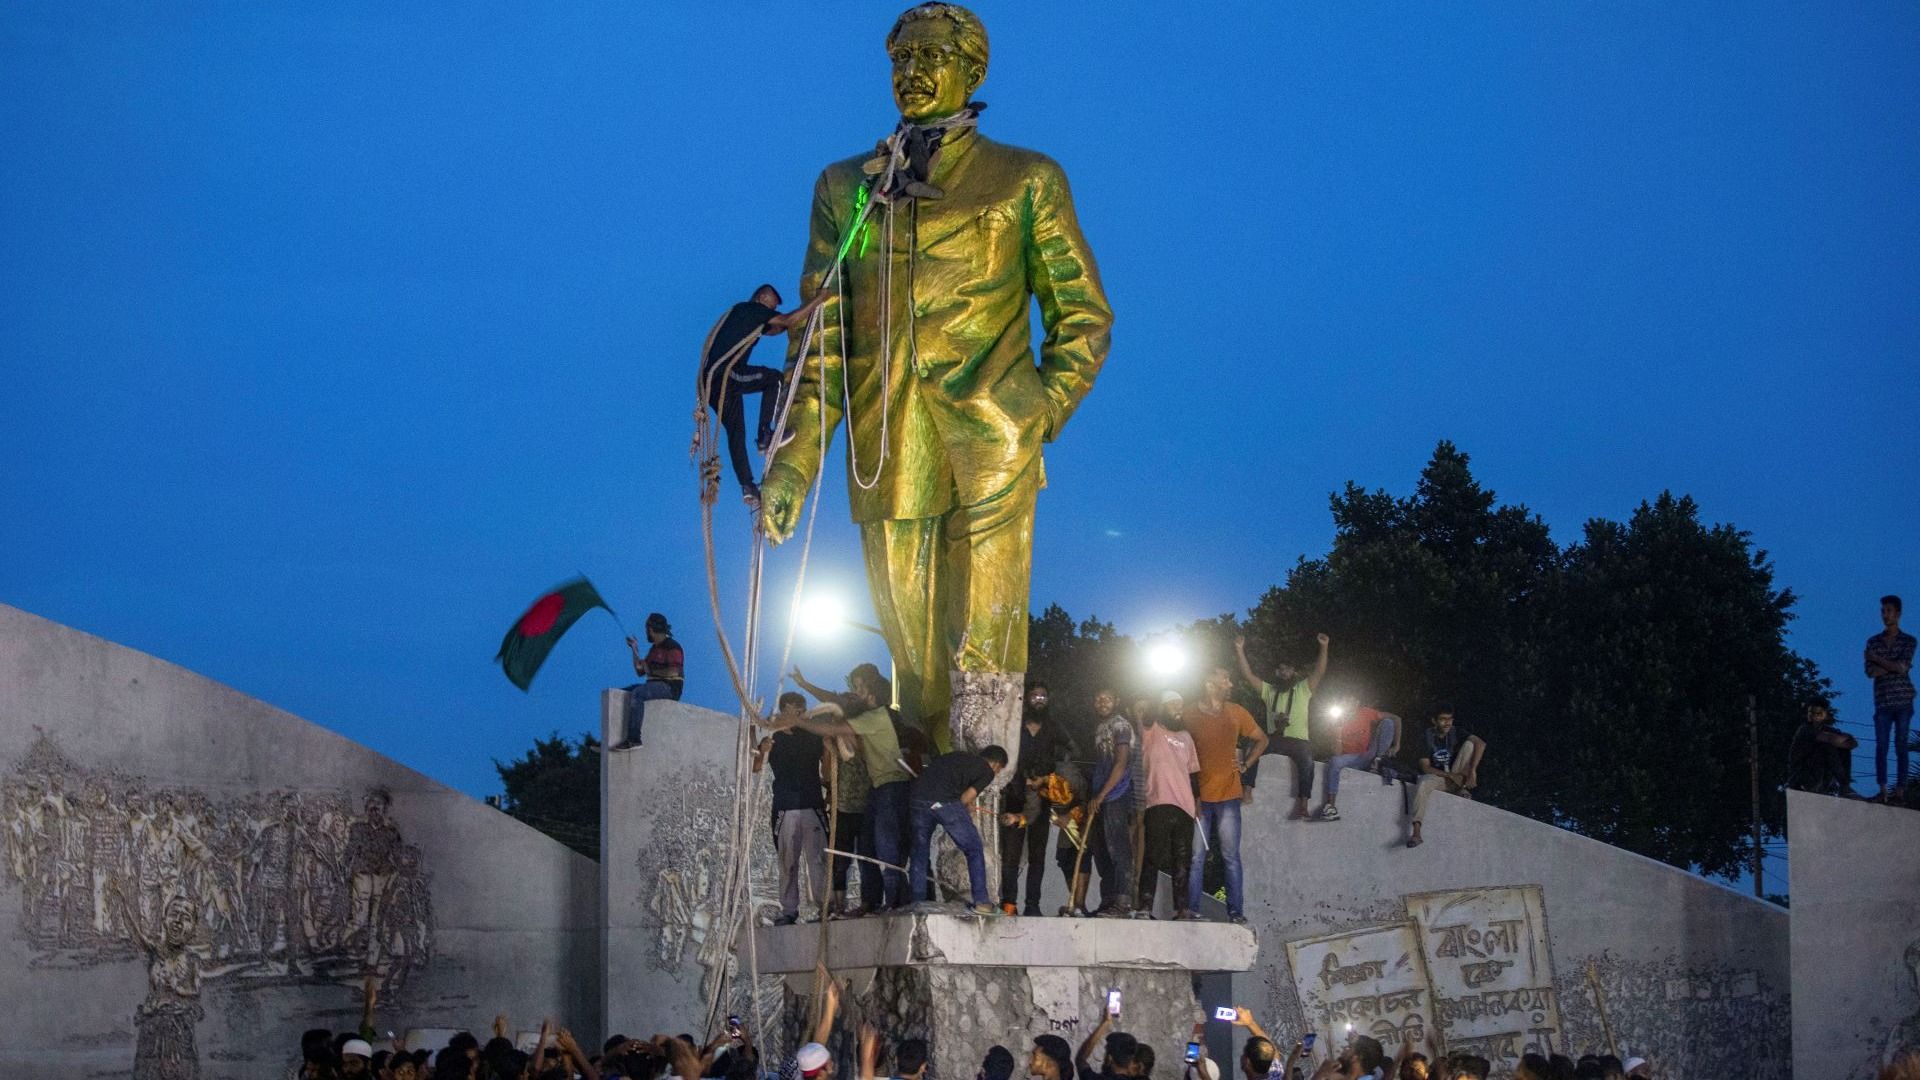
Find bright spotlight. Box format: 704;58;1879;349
1146;642;1188;677
797;594;848;639
1326;703;1346;719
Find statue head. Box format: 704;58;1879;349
886;3;987;123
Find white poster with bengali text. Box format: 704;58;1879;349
1285;922;1436;1054
1405;885;1563;1070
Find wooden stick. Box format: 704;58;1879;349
1585;961;1619;1058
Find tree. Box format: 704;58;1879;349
1547;493;1824;876
494;731;601;859
1025;603;1137;755
1043;441;1827;885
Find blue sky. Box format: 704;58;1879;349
3;0;1916;881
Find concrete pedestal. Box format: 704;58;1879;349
755;911;1258;1080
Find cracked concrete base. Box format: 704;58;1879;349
761;911;1257;1079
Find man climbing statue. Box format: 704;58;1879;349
761;3;1113;812
700;284;828;508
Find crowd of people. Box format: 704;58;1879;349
303;969;1920;1080
735;634;1494;924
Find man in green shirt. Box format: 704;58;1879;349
1233;632;1329;818
778;663;913;909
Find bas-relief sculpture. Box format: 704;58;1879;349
1;734;434;1079
1279;884;1787;1080
634;760;784;1028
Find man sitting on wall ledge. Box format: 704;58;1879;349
1400;703;1487;850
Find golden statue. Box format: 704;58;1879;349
762;2;1112;767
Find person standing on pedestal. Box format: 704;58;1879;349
761;3;1114;837
1184;665;1266;924
752;692;828;926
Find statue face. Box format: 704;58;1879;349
889;17;978;122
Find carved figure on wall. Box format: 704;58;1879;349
116;888;205;1080
1887;940;1920;1069
0;734;437;1075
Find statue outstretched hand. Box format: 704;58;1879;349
760;464;808;544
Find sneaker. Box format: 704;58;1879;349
1176;910;1202;921
741;484;762;510
1130;910;1153;920
1229;913;1249;926
970;903;999;917
607;741;640;753
1095;905;1131;919
1000;902;1018;916
771;913;798;927
1060;906;1089;918
1022;904;1044;917
1317;805;1340;821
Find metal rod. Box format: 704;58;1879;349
1748;695;1763;899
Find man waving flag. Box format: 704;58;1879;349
496;576;612;691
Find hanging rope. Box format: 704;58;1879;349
684;119;948;1042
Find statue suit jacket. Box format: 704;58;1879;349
772;128;1114;523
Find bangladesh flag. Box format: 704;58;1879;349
496;577;611;691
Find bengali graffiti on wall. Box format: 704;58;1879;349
1285;885;1561;1075
0;733;434;1079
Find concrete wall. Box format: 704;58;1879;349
602;694;784;1047
1226;761;1789;1080
1789;789;1920;1080
0;604;601;1078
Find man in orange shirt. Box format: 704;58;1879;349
1182;664;1267;923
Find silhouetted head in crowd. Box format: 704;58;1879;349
1102;1032;1137;1078
1338;1036;1382;1078
1398;1051;1428;1080
1239;1036;1274;1080
1132;1043;1156;1079
1449;1055;1490;1080
895;1038;930;1080
1030;1035;1073;1080
980;1045;1017;1080
1515;1054;1551;1080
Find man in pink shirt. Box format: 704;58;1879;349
1137;690;1202;920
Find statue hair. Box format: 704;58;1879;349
887;3;989;73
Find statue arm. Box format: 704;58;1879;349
765;170;852;502
1024;159;1113;442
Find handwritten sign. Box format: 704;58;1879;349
1285;923;1436;1053
1405;886;1562;1070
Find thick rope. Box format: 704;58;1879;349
690;137;937;1043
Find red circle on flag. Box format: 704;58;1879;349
519;592;565;637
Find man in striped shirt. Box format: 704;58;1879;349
1865;594;1916;797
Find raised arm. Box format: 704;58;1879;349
1233;636;1263;692
812;963;840;1046
790;668;838;704
1077;1010;1113;1069
557;1028;603;1080
628;636;648;679
766;288;832;333
1307;633;1330;693
1025;158;1113;443
1232;1007;1271;1044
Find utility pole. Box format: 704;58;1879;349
1748;695;1763;899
